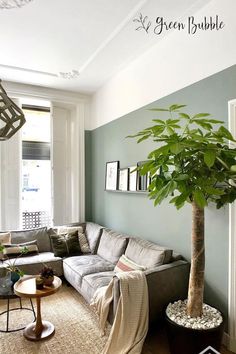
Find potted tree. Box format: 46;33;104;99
129;104;236;354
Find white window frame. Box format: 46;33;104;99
0;83;88;228
228;99;236;353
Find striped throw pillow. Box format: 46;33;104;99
114;254;146;272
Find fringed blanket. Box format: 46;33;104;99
91;270;149;354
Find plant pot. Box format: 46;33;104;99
42;276;54;286
165;309;225;354
10;271;20;285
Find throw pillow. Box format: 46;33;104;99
114;254;146;272
0;232;11;245
3;240;39;258
57;226;90;254
50;231;81;258
0;232;11;260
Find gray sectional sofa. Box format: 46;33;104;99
0;222;190;323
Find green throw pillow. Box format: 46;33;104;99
50;231;81;257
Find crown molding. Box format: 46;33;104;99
2;80;90;105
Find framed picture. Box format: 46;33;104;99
105;161;119;190
118;168;129;191
137;161;148;191
128;166;137;191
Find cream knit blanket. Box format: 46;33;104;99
91;270;149;354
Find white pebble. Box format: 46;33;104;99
166;300;223;330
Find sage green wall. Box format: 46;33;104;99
86;64;236;318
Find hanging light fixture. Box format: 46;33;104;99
0;80;26;140
0;0;33;9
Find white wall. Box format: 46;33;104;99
91;0;236;130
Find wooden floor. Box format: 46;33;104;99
142;322;234;354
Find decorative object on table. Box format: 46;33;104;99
118;168;129;191
0;243;29;284
39;265;54;286
0;0;34;9
128;166;138;191
35;276;44;289
129;104;236;353
0;79;26;140
105;161;119;190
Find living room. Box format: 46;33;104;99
0;0;236;353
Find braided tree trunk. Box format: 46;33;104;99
187;201;205;317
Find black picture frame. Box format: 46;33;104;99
137;161;148;191
105;161;119;190
118;168;129;191
128;166;138;191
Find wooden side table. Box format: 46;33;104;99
14;275;62;341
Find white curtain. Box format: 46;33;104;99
51;103;83;226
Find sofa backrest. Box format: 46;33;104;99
125;237;173;268
85;222;104;254
97;228;128;264
10;227;51;253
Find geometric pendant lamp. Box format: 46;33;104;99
0;1;33;10
0;79;26;141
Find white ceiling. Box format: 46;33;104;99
0;0;210;94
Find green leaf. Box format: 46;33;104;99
137;134;151;143
169;104;186;111
193;190;207;208
170;143;183;154
154;180;177;205
204;150;216;168
218;126;235;141
152;119;165;124
193;113;210;119
204;187;224;195
167;127;175;135
194;120;212;131
207;119;224;124
175;174;189;181
149;108;169;112
230;165;236;172
179;113;190;119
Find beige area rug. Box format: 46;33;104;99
0;284;110;354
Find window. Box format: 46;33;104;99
21;106;52;229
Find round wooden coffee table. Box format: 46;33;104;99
14;275;62;341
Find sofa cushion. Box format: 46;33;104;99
85;222;103;254
63;255;114;287
10;227;51;253
57;226;90;254
125;237;173;268
3;240;39;258
50;231;81;257
0;252;63;276
114;254;146;272
82;271;115;302
97;229;128;264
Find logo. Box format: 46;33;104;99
199;346;221;354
